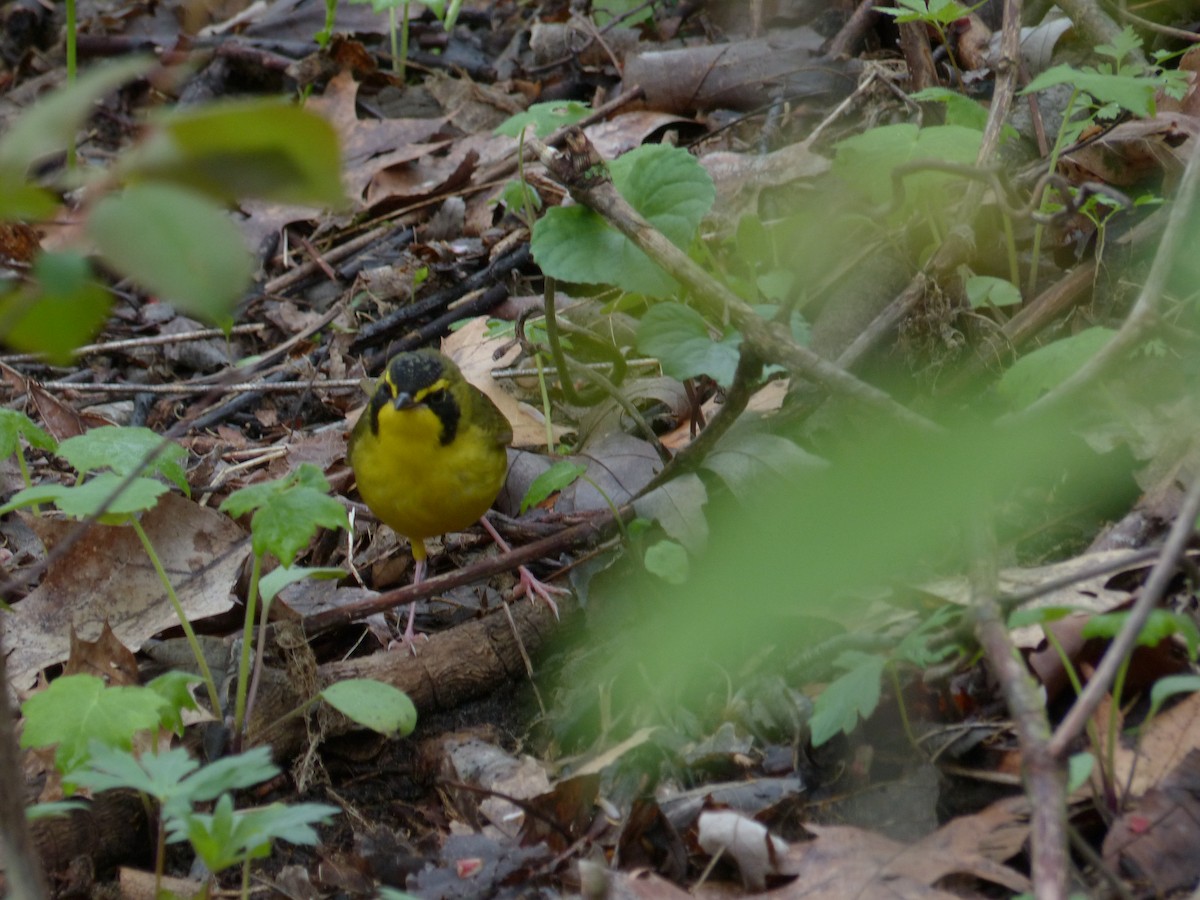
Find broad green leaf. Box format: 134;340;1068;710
521;461;587;514
20;675;167;773
259;566;346;604
0;253;112;363
0;474;170;521
0;57;152;180
220;463;349;563
809;651;887;746
495;101;590;138
833;124;982;205
321;679;418;737
636;301;740;386
966;275;1022;308
643;539;689;584
996;327;1116;410
88;184;253;325
121;100;345;207
532;143;715;297
58;426;188;490
0;409;56;457
1023;65;1157;118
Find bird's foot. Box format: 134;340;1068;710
386;621;428;656
387;591;427;655
511;565;568;620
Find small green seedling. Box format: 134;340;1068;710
219;463;350;742
0;426;225;712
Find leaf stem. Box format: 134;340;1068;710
130;517;222;715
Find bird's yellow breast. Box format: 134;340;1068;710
350;400;509;548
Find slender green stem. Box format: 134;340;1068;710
533;351;556;452
66;0;77;167
130;518;222;715
397;1;411;78
888;663;921;752
232;553;263;741
1028;88;1083;296
154;818;166;898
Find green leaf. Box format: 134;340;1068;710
966;275;1022;308
20;675;167;773
0;474;171;521
1146;674;1200;722
996;327;1116;410
0;253;113;364
494;101;591;138
259;566;346;604
911;87;991;131
120;100;346;207
1094;27;1143;70
643;540;689;585
833;124;983;205
146;670;203;735
58;426;188;490
0;57;152;181
878;0;970;25
180;795;338;872
0;409;56;458
220;463;350;563
321;679;418;737
810;652;887;746
26;800;88;820
0;183;57;220
636;301;740;386
1022;65;1157;118
1067;752;1094;793
71;744;199;799
176;746;279;804
88;184;254;325
531;143;715;297
1007;605;1078;629
1082;609;1200;657
521;461;586;514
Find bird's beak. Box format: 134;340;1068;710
392;392;416;410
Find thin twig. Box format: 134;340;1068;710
34;379;361;396
0;324;266;364
970;514;1069;900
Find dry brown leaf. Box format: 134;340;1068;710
442;317;568;449
305;70;450;203
6;493;247;696
1108;689;1200;798
1103;747;1200;895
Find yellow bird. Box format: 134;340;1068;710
348;349;564;649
